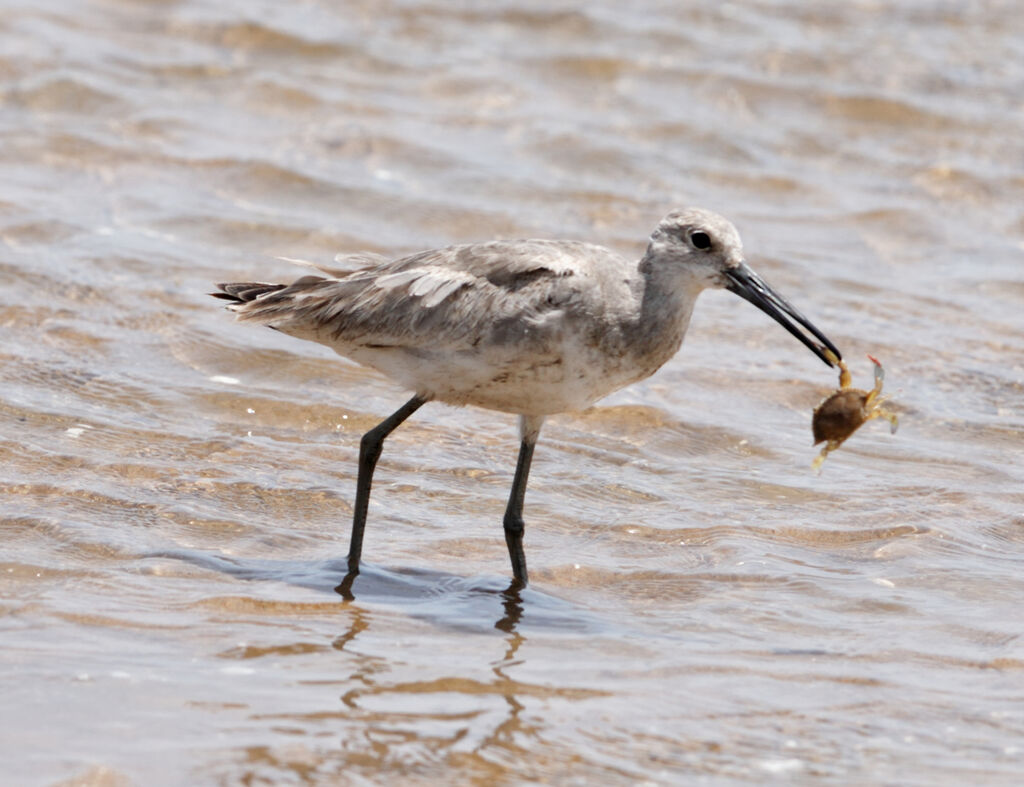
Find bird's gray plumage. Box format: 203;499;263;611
215;224;712;416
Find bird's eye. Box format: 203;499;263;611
690;231;711;250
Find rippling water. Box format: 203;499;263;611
3;1;1024;784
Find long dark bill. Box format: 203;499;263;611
725;263;841;367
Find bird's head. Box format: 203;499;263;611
645;207;841;367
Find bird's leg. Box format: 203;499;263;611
346;395;428;576
503;441;534;584
503;415;545;586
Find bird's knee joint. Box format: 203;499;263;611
503;514;524;536
360;431;383;458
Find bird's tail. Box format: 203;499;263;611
210;276;335;335
210;282;288;306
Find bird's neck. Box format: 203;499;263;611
627;262;707;368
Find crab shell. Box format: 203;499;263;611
812;388;872;445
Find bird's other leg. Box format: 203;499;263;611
503;414;545;586
346;395;428;576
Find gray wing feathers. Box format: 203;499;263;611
226;240;620;349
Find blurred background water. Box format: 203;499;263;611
2;0;1023;784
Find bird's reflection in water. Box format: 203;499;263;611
329;573;544;766
487;581;528;752
495;580;525;634
330;603;370;653
149;549;601;772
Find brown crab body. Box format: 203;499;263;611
811;352;898;470
812;388;873;446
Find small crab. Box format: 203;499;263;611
812;349;898;471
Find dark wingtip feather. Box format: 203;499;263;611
210;282;288;304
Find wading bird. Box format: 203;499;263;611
213;208;840;586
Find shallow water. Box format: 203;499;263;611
2;0;1024;784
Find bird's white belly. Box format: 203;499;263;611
344;338;641;416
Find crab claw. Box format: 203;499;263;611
867;354;884;386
